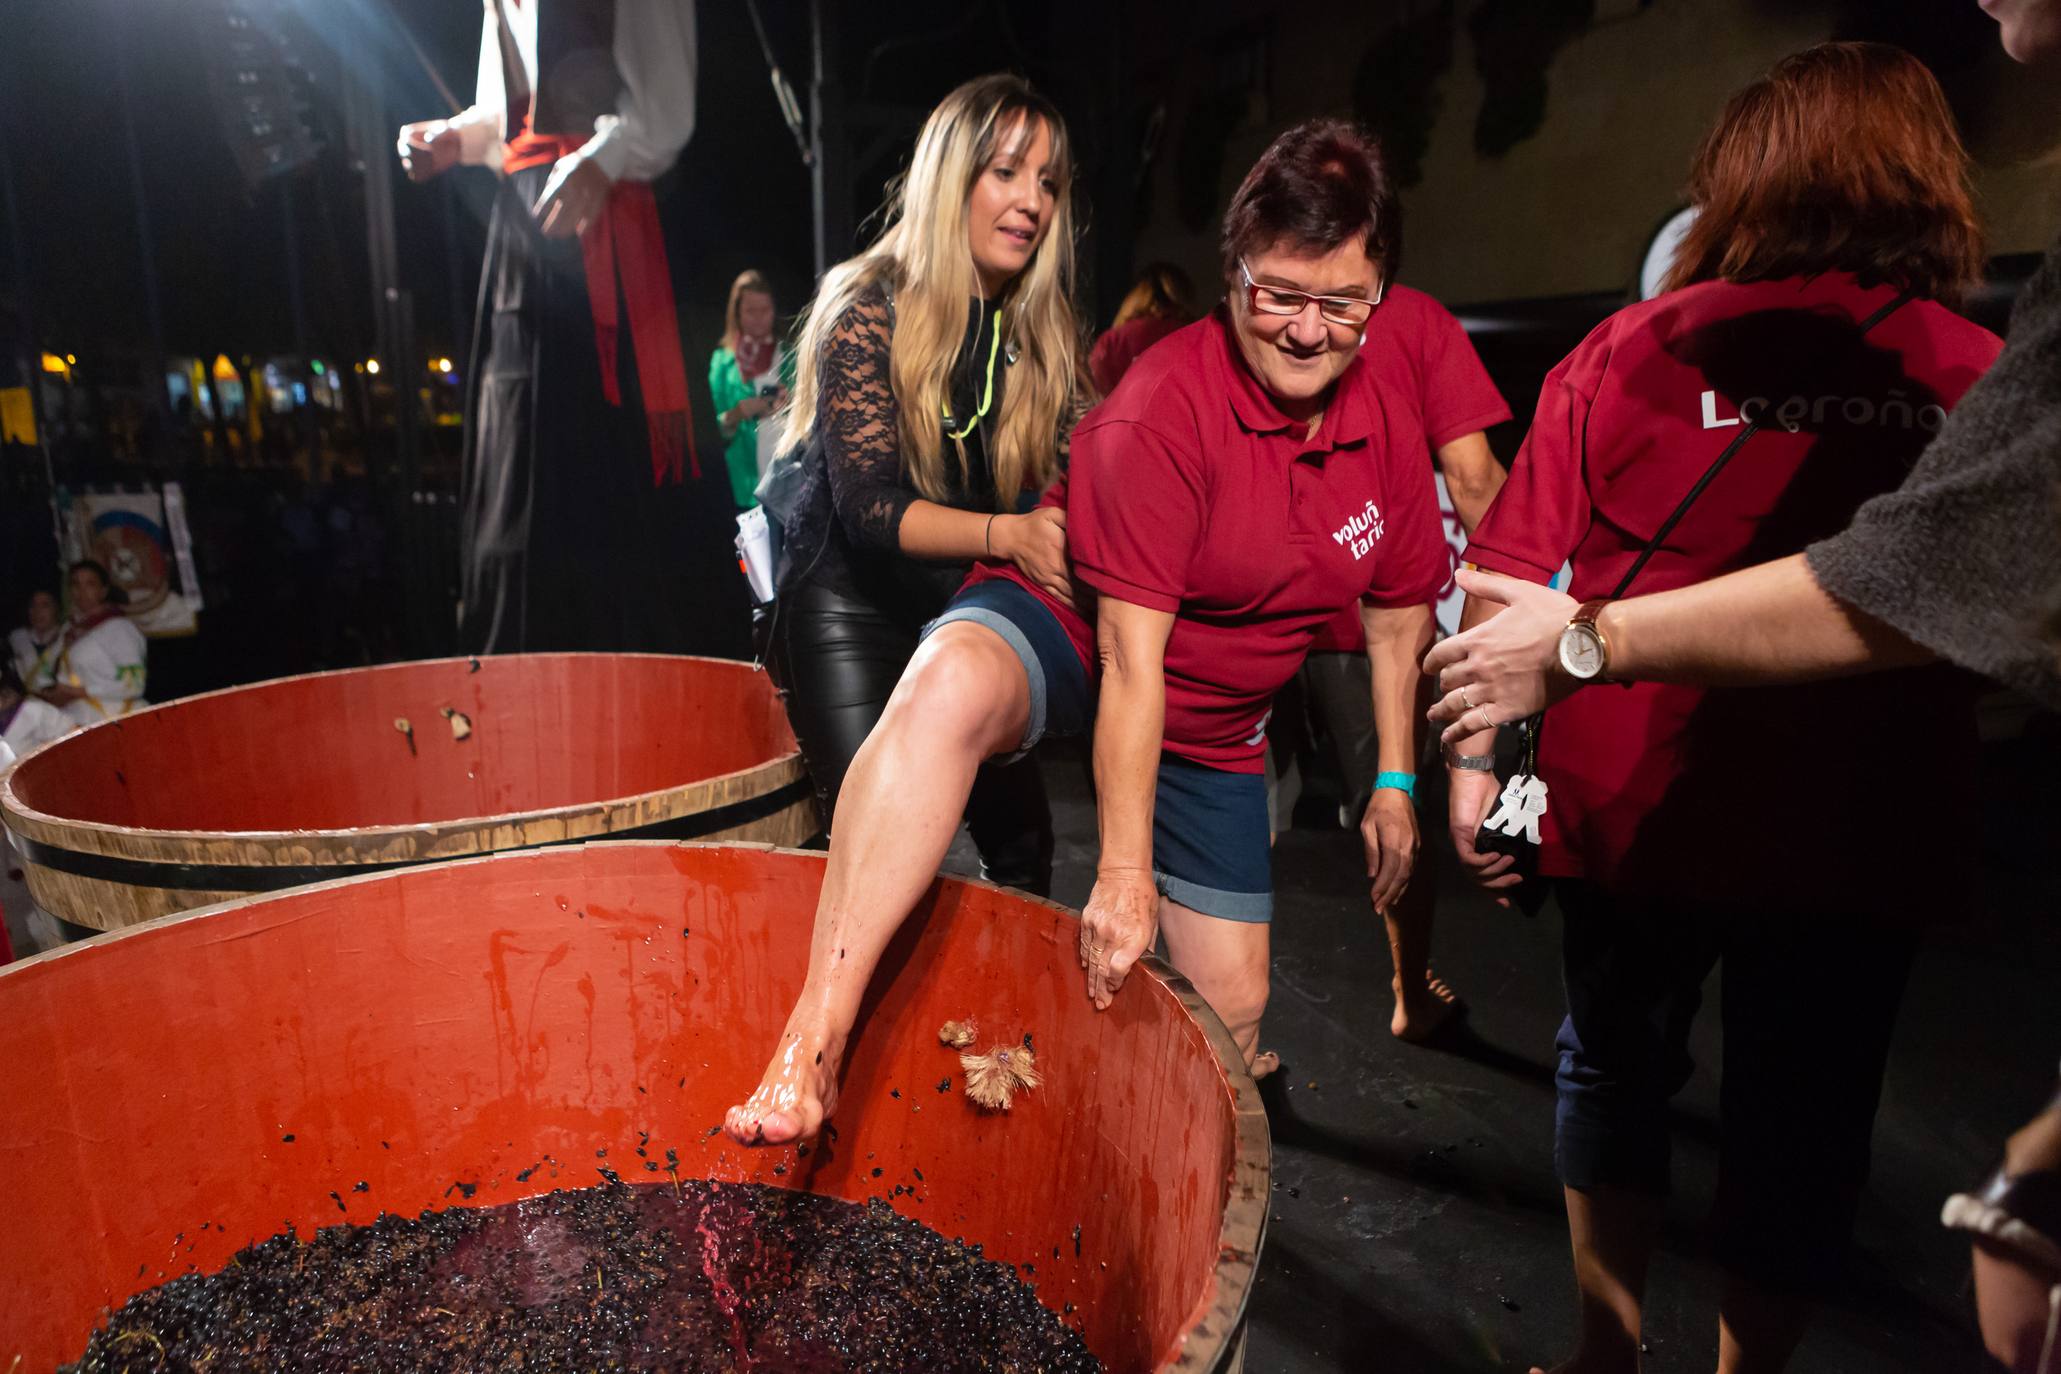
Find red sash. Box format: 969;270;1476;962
580;180;697;486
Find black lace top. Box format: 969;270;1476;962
779;287;1021;621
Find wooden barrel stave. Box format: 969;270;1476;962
2;655;817;930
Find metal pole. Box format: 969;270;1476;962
808;0;850;280
0;71;63;556
342;63;431;656
112;4;172;458
279;176;318;470
440;179;470;378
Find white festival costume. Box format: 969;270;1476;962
7;626;61;692
3;696;75;757
54;614;149;727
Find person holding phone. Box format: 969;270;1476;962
710;270;792;510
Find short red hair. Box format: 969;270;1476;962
1664;42;1984;305
1220;119;1401;283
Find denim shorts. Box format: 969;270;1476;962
923;578;1272;923
922;577;1091;754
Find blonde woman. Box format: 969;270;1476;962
769;74;1083;895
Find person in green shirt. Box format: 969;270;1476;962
709;270;792;509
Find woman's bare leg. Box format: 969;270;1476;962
1530;1183;1662;1374
1158;897;1272;1068
723;622;1032;1145
1386;857;1463;1041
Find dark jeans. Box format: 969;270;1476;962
774;576;1055;896
1553;880;1918;1295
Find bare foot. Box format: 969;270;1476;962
1391;968;1467;1043
723;1025;843;1146
1250;1050;1280;1080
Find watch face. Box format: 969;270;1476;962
1559;624;1605;679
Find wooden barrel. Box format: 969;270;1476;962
0;654;814;930
0;842;1268;1372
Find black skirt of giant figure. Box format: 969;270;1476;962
458;165;744;656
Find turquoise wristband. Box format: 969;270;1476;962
1374;771;1417;800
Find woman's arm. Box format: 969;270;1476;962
1422;557;1934;738
1079;595;1177;1010
1435;431;1507;538
709;351;751;438
817;297;1072;599
1361;602;1433;913
1596;554;1931;684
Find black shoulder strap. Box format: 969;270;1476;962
1516;288;1913;773
1604;288;1913;601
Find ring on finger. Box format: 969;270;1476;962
1473;705;1494;732
1459;685;1475;712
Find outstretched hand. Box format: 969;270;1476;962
1422;569;1579;744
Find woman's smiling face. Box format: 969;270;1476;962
967;114;1057;299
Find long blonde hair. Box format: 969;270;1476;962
780;74;1083;507
1111;261;1195;329
719;269;775;355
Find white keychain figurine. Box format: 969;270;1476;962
1482;772;1550;846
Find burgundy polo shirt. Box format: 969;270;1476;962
968;308;1448;773
1464;272;2002;914
1089;314;1185;397
1309;284;1512;652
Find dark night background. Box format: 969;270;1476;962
1;0;2047;700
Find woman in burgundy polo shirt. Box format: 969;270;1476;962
724;119;1447;1148
1087;261;1195;396
1442;45;2002;1374
1278;283;1512;1044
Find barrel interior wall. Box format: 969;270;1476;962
8;656;799;833
0;843;1252;1373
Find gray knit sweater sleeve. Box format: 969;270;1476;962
1807;237;2061;710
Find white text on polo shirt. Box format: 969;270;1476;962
1333;500;1386;560
1699;389;1946;434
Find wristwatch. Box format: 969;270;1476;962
1557;600;1614;681
1441;743;1495;771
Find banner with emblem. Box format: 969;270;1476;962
59;486;202;639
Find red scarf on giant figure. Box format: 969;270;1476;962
580;181;698;486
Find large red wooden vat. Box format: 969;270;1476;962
0;654;814;930
0;842;1268;1372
